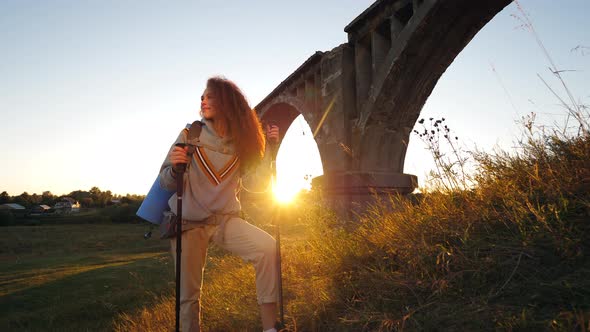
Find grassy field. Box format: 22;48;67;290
0;221;173;331
0;203;311;332
0;201;169;330
116;124;589;331
2;126;589;331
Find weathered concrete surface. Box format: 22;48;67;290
255;0;512;216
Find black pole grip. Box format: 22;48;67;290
174;143;189;173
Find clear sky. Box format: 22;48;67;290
1;0;588;197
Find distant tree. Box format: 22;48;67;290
41;191;56;205
89;187;108;207
80;197;94;207
68;190;91;204
0;188;135;208
121;193;145;204
98;190;112;207
30;193;41;205
0;191;10;204
89;186;101;198
14;192;30;207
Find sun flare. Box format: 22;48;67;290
272;114;323;203
273;182;300;203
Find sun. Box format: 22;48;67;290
272;114;323;203
273;182;299;203
272;172;313;203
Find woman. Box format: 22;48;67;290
158;76;280;332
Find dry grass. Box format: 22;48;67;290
111;137;587;331
5;124;585;331
113;111;589;331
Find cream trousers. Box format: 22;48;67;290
169;217;279;332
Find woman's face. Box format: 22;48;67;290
200;87;217;120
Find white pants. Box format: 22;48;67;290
170;217;279;332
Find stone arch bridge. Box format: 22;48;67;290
255;0;512;211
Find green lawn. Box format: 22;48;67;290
0;222;173;332
0;201;299;332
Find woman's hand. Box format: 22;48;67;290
170;145;190;169
266;124;280;145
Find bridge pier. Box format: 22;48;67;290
312;171;417;219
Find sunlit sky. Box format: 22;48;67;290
1;0;588;197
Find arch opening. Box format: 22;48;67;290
260;103;323;202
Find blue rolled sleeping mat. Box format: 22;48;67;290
136;174;174;225
137;122;195;225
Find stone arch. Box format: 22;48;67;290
252;0;513;215
258;97;326;166
350;0;512;176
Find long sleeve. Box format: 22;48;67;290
240;143;275;193
158;129;187;191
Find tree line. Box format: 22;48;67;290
0;187;145;208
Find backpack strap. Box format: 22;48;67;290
185;120;235;155
179;121;203;172
187;120;203;141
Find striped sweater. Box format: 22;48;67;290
158;118;272;222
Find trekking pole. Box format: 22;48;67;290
173;143;189;332
268;126;285;328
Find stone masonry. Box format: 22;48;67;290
254;0;512;216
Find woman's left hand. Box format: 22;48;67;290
266;124;279;145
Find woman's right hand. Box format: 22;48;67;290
170;145;190;168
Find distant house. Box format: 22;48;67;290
30;204;54;215
0;203;26;210
54;197;81;214
0;203;27;219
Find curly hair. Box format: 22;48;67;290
205;76;266;172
